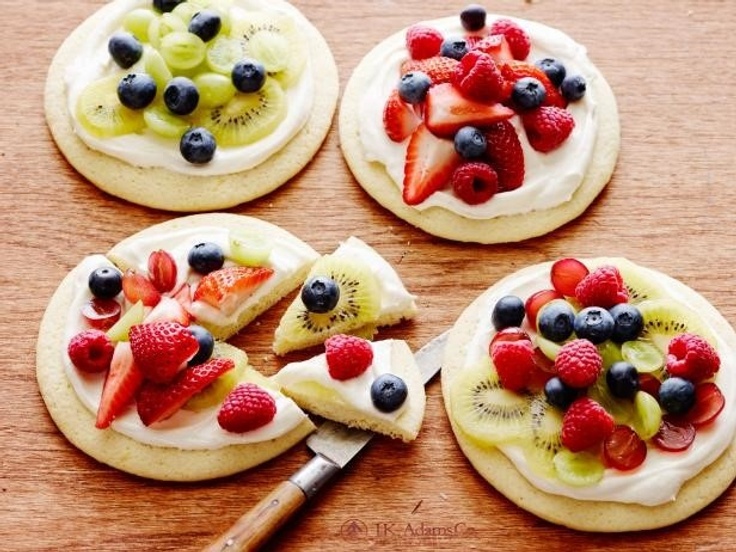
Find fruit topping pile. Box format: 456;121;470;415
66;232;278;431
382;4;587;206
75;0;307;164
451;258;726;486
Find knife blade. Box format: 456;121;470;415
202;331;448;552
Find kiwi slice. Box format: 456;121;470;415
636;299;717;351
75;75;146;138
193;77;286;146
519;395;564;478
613;258;664;304
184;363;246;411
588;371;633;426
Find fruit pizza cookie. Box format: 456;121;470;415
339;5;619;243
36;214;320;481
441;258;736;531
45;0;339;211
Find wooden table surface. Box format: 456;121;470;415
3;0;736;550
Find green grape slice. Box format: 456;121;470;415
143;45;173;89
632;390;662;439
228;230;273;267
205;35;244;74
553;449;605;487
123;8;157;42
621;340;664;373
160;31;206;70
143;105;190;138
147;12;187;49
193;72;236;108
246;30;289;73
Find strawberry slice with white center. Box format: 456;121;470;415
136;357;236;426
95;341;145;429
383;89;420;142
129;321;200;383
193;266;274;316
402;123;461;205
424;83;514;138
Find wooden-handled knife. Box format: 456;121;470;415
202;331;449;552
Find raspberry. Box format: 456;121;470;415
325;334;374;380
484;120;524;191
574;265;629;309
521;106;575;153
490;339;536;392
451;162;499;205
452;50;509;103
405;25;444;60
561;397;615;452
489;18;531;60
400;56;459;84
67;329;115;373
666;333;720;382
217;383;277;433
555;339;602;388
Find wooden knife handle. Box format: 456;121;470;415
201;480;306;552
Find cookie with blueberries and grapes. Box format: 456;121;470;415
45;0;338;211
339;4;619;243
441;257;736;531
36;213;321;481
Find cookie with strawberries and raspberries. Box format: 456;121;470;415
441;257;736;531
36;213;320;481
339;5;620;243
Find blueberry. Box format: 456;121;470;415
301;276;340;314
658;377;696;414
108;32;143;69
537;301;575;342
440;37;469;60
561;74;587;102
511;77;547;110
491;295;525;330
371;373;408;413
164;76;200;115
153;0;186;13
453;126;487;159
535;58;567;87
460;4;487;32
180;127;217;164
88;266;123;299
188;325;215;366
544;377;578;410
573;306;614;344
117;73;157;110
608;303;644;343
606;361;639;399
231;59;266;93
397;71;432;104
188;242;225;274
188;9;222;42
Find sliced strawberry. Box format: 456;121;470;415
424;83;514;138
95;342;145;429
143;296;191;325
402;123;461;206
122;269;161;307
171;281;193;314
400;56;459;84
382;89;420;142
147;249;177;293
501;61;567;108
471;34;514;64
193;265;274;315
136;357;235;426
129;321;200;383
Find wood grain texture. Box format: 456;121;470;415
2;0;736;551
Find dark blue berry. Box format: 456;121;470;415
153;0;185;13
301;276;340;314
606;361;639;399
537;301;575;342
454;126;487;159
164;76;199;115
460;4;487;32
440;37;469;60
188;325;215;366
561;74;587;102
397;71;432;104
511;77;547;110
608;303;644;343
180;127;217;164
535;58;566;87
88;266;123;299
371;373;408;412
188;242;225;274
108;32;143;69
188;10;222;42
573;306;614;344
658;377;696;414
117;73;157;110
492;295;525;330
544;377;578;410
231;59;266;93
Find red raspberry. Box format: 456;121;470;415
217;383;277;433
451;162;498;205
484;120;524;191
325;334;374;380
405;25;444;60
452;50;509;103
521;106;575;153
561;397;615;452
489;18;531;60
490;339;536;392
401;56;459;84
574;265;629;309
67;329;114;373
555;339;602;388
500;61;566;108
666;333;720;382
